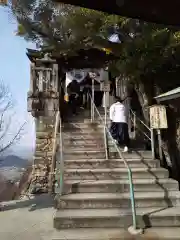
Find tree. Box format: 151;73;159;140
8;0;124;53
0;81;25;154
7;1;180;179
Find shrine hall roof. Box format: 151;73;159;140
155;87;180;102
26;48;119;70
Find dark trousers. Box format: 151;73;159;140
83;88;91;109
110;122;130;147
78;91;83;107
69;94;78;114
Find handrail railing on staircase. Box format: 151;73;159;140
50;111;64;195
59;115;64;195
89;95;140;233
130;109;155;159
49;111;60;193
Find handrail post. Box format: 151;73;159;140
104;91;108;159
104;91;107;126
128;169;137;229
49;111;60;193
59;117;64;195
133;112;136;139
150;128;155;159
91;78;95;122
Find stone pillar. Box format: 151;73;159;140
27;56;60;194
30;116;56;194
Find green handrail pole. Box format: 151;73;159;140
92;78;95;122
59;117;64;195
89;94;142;233
128;169;137;229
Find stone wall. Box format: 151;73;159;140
30;116;56;194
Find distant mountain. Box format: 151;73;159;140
0;155;27;168
3;146;34;159
0;155;32;181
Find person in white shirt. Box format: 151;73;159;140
109;96;130;152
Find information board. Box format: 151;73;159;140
150;105;168;129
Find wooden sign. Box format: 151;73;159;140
100;82;110;92
150;105;168;129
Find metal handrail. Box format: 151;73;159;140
130;109;155;159
89;95;138;231
59;115;64;195
49;111;60;193
130;109;150;130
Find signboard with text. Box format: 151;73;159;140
150;105;168;129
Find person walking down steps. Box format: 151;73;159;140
109;96;130;152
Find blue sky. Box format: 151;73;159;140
0;7;35;154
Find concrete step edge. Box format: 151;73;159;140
63;158;159;162
64;168;168;173
54;207;180;219
58;191;180;201
63;179;177;185
46;227;180;240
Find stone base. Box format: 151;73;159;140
31;116;56;194
128;225;144;235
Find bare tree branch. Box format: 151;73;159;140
0;81;25;154
0;122;26;154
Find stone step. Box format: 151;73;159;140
46;227;180;240
47;228;131;240
63;168;169;180
63;133;104;140
64;118;110;124
62;145;105;151
55;192;180;210
62;128;105;134
62;141;146;151
61;158;160;169
63;141;105;148
63;122;105;129
63;150;106;159
109;150;153;159
55;179;179;194
53;207;180;229
63;150;154;160
63;137;104;147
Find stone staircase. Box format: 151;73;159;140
54;109;180;238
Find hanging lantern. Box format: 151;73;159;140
101;48;112;54
64;93;69;102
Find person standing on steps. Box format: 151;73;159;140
67;79;80;116
109;96;130;152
